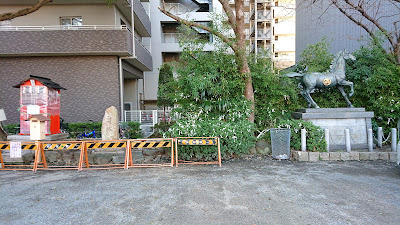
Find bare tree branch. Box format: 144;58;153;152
343;0;396;51
158;5;236;51
0;0;53;21
331;0;398;64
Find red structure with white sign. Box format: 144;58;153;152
13;75;66;135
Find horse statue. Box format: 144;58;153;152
286;50;356;108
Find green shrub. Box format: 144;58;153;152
346;44;400;134
124;121;142;139
67;121;141;139
3;124;19;134
163;119;256;160
277;119;326;152
249;56;302;129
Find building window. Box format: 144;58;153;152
275;52;279;58
275;19;279;23
275;1;279;6
60;17;82;26
275;36;279;41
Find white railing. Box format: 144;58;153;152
124;110;174;125
0;25;127;31
163;3;188;14
162;33;180;43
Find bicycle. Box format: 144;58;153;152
76;120;98;139
119;122;130;139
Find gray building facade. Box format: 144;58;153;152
296;0;396;61
0;0;152;124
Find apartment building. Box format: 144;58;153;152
141;0;221;109
248;0;295;68
0;0;152;124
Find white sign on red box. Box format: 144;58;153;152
10;142;22;158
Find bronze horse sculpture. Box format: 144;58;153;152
286;50;356;108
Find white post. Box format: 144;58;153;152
391;128;397;152
368;129;373;152
301;129;306;152
325;129;330;152
377;127;383;148
152;110;158;127
139;110;142;124
345;129;351;152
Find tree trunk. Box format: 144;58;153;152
235;0;255;123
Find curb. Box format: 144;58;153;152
291;151;398;162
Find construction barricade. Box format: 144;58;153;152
127;138;174;168
175;137;221;167
35;141;83;171
0;141;39;171
80;140;128;170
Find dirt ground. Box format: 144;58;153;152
1;157;399;225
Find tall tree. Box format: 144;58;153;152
159;0;255;122
298;0;400;65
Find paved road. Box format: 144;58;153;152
1;158;400;225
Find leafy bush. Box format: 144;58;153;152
67;121;102;137
160;25;256;159
157;63;175;109
250;56;302;129
3;124;19;134
346;43;400;134
121;121;142;139
163;119;256;160
67;121;141;139
277;119;326;152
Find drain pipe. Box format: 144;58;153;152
119;57;124;121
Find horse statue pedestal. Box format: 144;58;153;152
292;108;374;150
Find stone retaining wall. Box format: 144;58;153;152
292;151;398;162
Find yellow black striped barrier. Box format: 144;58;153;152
131;141;172;148
86;142;126;149
0;143;37;150
175;137;221;167
43;143;81;150
177;139;217;146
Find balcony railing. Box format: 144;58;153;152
0;25;127;31
162;33;181;43
163;3;188;14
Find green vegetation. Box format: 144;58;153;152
296;38;400;134
157;63;175;110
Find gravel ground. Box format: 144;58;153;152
1;157;400;225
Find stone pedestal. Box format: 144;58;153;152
292;108;374;150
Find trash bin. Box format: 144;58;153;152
270;128;291;160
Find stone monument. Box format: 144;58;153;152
292;108;374;150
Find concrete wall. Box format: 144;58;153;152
0;56;120;124
124;79;139;110
0;5;115;26
0;29;132;56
